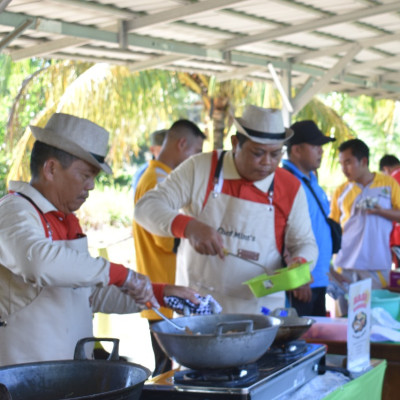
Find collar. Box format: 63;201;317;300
222;150;275;192
149;159;172;174
281;159;317;183
8;181;58;214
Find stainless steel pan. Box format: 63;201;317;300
151;313;281;369
270;308;315;345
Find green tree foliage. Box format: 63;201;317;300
178;73;282;149
0;55;50;195
323;92;400;171
1;56;51;147
5;61;200;185
294;96;355;169
2;55;399;199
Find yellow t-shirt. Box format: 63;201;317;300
330;172;400;271
133;160;175;319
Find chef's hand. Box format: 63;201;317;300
286;256;307;268
329;265;350;285
184;219;225;258
292;283;312;303
287;256;313;303
163;284;201;305
122;269;159;308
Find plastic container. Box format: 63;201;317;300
389;269;400;289
371;289;400;321
243;262;311;298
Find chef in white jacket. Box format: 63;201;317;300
135;106;318;314
0;113;198;366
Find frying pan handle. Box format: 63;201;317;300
216;320;254;335
74;337;120;361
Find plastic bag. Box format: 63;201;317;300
371;307;400;329
370;307;400;342
279;371;351;400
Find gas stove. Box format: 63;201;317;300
140;342;326;399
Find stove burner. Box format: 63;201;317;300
174;364;259;388
267;339;307;360
142;344;327;400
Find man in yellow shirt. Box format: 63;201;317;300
330;139;400;289
133;119;205;375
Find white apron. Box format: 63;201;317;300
176;165;285;314
0;237;94;366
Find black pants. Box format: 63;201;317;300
149;321;172;376
286;287;327;317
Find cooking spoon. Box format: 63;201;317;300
146;302;194;334
223;248;274;274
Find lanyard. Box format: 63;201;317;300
14;192;53;241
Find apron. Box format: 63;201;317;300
0;236;94;366
176;152;285;314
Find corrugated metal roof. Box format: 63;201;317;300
1;0;400;108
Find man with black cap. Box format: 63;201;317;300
135;105;318;314
282;120;335;316
0;113;199;366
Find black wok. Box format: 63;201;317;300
270;308;315;345
0;338;150;400
151;313;281;369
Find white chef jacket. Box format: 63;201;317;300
135;150;318;314
0;181;140;366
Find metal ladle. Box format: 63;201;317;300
223;248;274;274
146;302;194;334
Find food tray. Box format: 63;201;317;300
243;262;311;297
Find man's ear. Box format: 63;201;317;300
289;143;300;158
41;158;59;181
361;157;369;168
177;137;187;151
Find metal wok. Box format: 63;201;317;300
0;338;151;400
151;313;281;369
270;308;315;345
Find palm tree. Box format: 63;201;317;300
177;73;284;149
321;92;400;169
5;61;198;183
4;57;399;187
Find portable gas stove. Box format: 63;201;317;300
140;341;326;400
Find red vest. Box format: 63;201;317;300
203;150;301;253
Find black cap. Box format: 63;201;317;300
287;120;336;146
